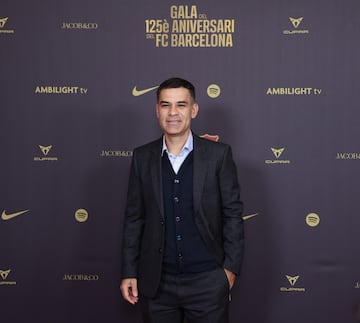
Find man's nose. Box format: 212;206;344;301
169;105;178;115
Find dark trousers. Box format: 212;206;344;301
140;267;230;323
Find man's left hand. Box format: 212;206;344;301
224;268;236;290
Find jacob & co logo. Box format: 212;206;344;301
0;17;15;34
34;145;58;161
336;152;360;160
100;150;133;157
265;147;291;164
63;273;100;281
280;275;305;292
61;22;98;30
283;16;309;35
0;269;16;286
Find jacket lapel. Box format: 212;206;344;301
193;135;208;217
150;138;165;219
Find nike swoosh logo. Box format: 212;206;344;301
132;85;159;97
242;213;259;221
1;209;30;221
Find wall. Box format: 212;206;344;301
1;1;360;322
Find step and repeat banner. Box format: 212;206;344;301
1;0;360;322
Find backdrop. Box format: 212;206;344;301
1;0;360;322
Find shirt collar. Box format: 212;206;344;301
161;131;193;156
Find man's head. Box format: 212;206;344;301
156;77;196;103
156;77;199;140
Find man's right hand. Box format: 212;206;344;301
120;278;139;305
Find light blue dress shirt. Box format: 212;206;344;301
161;132;194;174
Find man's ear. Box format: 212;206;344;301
191;103;199;119
156;104;160;118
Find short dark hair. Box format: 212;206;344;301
157;77;196;102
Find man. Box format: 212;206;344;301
120;77;244;323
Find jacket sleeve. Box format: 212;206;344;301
219;145;244;275
121;150;145;279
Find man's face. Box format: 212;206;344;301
156;87;199;139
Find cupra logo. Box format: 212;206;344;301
34;144;58;161
0;17;8;28
283;17;308;35
0;269;11;280
265;147;290;164
286;275;300;286
0;269;16;286
39;145;52;156
280;274;305;292
289;17;303;28
271;147;285;159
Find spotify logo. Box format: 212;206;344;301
207;84;221;98
75;209;89;223
306;213;320;227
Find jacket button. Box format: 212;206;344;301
159;248;163;253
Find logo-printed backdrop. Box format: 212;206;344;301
1;1;360;322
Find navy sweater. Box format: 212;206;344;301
162;152;217;273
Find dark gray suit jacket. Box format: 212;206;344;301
121;134;244;297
